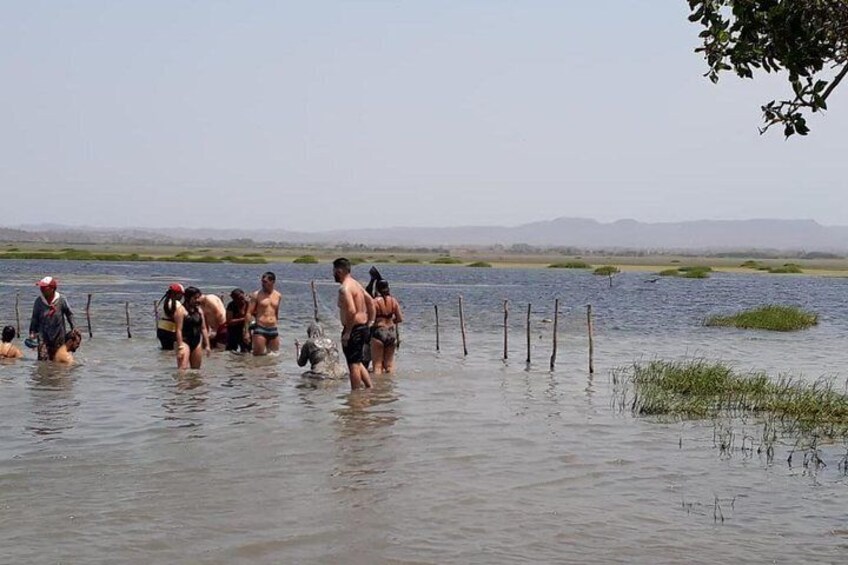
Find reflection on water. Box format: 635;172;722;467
27;363;79;439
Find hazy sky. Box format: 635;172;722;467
1;1;845;231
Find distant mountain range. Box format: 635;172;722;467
5;218;848;253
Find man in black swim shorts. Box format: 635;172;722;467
333;258;375;390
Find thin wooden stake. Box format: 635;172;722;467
15;291;21;337
550;298;559;371
503;299;509;360
153;299;159;330
434;304;440;352
587;304;595;374
525;303;531;365
310;280;318;321
85;294;93;339
125;301;132;339
459;295;468;356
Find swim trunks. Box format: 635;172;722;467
371;324;397;347
343;324;370;365
253;325;279;340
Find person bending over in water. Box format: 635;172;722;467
370;280;403;374
0;326;24;359
29;276;75;361
53;329;82;365
174;286;211;370
333;258;375;390
225;288;252;353
157;283;184;350
244;272;281;356
296;322;344;379
197;291;227;349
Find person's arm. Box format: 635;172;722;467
393;298;403;324
365;292;376;326
339;287;356;339
199;311;211;355
243;296;256;338
29;299;42;338
297;342;309;367
174;307;185;353
62;298;75;330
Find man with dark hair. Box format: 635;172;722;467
29;276;75;361
245;271;282;355
333;258;375;389
0;326;24;359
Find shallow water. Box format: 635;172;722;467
2;260;848;564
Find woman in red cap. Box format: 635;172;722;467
28;276;75;361
156;283;185;350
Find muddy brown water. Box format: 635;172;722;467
1;260;848;563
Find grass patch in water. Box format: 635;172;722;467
221;255;268;264
467;261;492;268
431;257;464;265
768;263;803;274
658;266;711;278
549;260;591;269
706;305;817;331
613;359;848;438
593;265;620;276
292;255;319;264
397;258;420;264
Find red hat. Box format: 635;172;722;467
168;283;185;294
36;276;58;288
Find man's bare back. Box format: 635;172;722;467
333;258;375;390
199;294;226;333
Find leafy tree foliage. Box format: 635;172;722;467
688;0;848;137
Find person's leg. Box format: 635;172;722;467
177;344;190;369
384;343;396;373
252;334;268;355
356;363;373;388
189;346;203;369
347;362;362;389
370;339;385;375
267;335;280;353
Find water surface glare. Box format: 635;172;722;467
2;260;848;563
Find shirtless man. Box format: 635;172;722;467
54;329;82;365
244;272;282;355
197;292;227;348
333;258;375;390
0;326;24;359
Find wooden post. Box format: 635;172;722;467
85;294;93;339
15;291;21;337
125;301;132;339
458;295;468;357
587;304;595;374
153;299;159;331
550;298;559;371
310;280;318;321
525;303;531;365
503;300;509;360
434;304;440;352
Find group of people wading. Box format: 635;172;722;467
157;258;403;389
3;258;404;391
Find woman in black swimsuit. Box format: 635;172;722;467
370;280;403;374
174;286;210;370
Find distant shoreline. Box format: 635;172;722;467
2;241;848;276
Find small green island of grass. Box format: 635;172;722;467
706;305;818;332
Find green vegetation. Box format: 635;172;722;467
658;265;711;278
221;255;268;265
349;257;366;266
740;260;762;269
688;0;847;137
706;305;818;332
431;257;464;265
768;263;803;274
613;359;848;438
467;261;492;268
292;255;319;264
593;266;620;276
548;260;591;269
397;258;420;264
